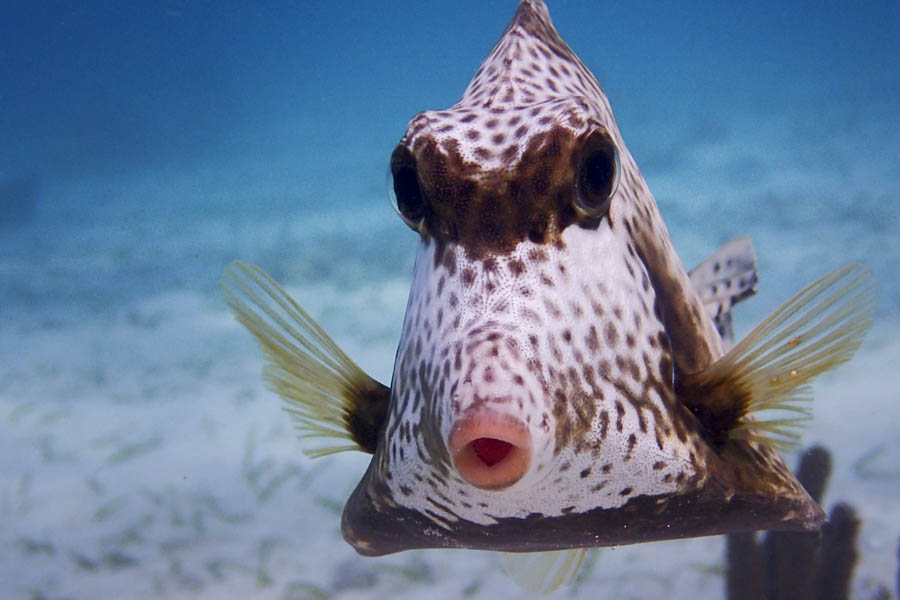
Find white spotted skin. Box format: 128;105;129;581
402;0;722;371
407;2;616;172
379;224;703;526
374;0;717;527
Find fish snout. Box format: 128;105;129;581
444;327;544;489
448;409;532;490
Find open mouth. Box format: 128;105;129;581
471;437;514;466
448;412;532;490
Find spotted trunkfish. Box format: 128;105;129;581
222;0;875;592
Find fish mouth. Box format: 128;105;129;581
448;411;532;490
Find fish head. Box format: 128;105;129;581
340;0;825;555
387;102;679;495
361;0;698;531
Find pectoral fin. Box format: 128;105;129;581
677;263;875;451
222;262;389;457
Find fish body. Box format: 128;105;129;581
222;0;874;585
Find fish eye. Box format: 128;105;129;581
574;132;620;219
388;145;425;231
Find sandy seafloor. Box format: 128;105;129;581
1;2;899;599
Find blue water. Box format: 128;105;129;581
1;2;898;598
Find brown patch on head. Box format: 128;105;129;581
393;125;610;258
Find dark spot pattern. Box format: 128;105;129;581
366;0;710;529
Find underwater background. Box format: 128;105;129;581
1;1;898;598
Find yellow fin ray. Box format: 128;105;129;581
222;262;388;457
500;548;589;595
681;263;875;450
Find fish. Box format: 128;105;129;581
221;0;875;593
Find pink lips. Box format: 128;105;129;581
448;411;532;490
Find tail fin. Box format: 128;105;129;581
689;236;758;347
